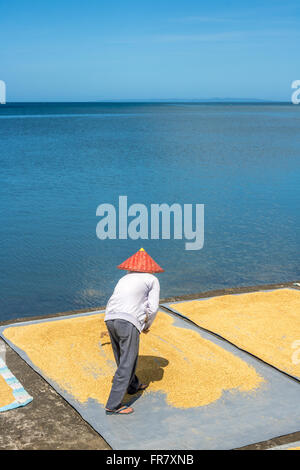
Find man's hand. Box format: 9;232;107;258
142;328;150;334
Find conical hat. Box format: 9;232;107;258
118;248;164;273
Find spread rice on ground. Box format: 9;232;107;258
169;288;300;378
3;311;263;408
0;374;15;409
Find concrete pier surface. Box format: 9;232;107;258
0;337;111;450
0;280;299;450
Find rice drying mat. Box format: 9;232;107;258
0;357;32;412
162;288;300;381
1;309;300;450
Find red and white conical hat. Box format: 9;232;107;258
118;248;164;273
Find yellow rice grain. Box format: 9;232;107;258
0;374;15;408
3;311;263;408
170;288;300;377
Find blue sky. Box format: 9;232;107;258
1;0;299;101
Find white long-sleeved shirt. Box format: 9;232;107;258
104;272;160;332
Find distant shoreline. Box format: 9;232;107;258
1;100;292;105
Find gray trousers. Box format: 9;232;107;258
105;319;140;410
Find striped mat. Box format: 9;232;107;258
0;358;33;412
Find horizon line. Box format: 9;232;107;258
1;99;291;104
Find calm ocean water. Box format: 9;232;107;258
0;102;299;322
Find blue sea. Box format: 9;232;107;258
0;102;299;322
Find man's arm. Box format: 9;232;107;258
144;277;160;330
